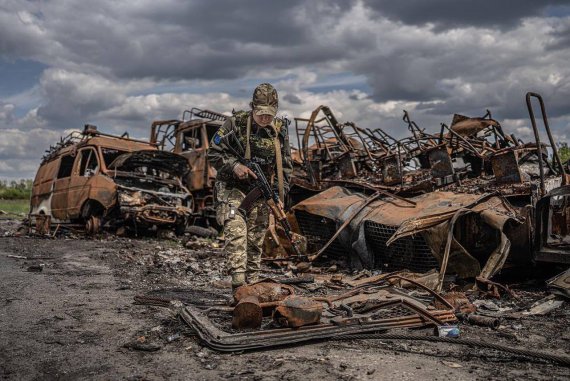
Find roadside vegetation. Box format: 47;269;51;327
558;142;570;164
0;179;32;216
0;179;32;199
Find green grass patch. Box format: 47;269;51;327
0;199;30;216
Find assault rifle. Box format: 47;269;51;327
220;131;305;260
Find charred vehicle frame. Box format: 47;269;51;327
150;108;227;227
285;92;569;281
30;125;193;235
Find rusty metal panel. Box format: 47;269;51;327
427;146;454;179
51;177;71;220
336;152;357;178
381;156;402;185
492;150;524;184
273;296;323;328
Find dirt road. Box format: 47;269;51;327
0;219;568;380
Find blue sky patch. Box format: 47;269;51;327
0;59;47;97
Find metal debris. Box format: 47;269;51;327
286;92;569;282
180;275;456;352
547;268;570;299
232;296;263;329
273;296;322;328
524;295;565;316
233;280;295;304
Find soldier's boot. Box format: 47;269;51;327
246;271;259;284
231;272;246;291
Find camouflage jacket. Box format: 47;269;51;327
208;110;293;194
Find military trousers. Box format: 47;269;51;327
215;181;269;287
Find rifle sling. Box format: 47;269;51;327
245;114;252;161
273;132;284;202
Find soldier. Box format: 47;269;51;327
208;83;293;290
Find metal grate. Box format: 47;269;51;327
370;305;414;320
364;221;440;273
294;211;346;258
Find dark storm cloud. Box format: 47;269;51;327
0;0;356;82
34;70;125;129
1;0;569;179
283;93;303;105
546;22;570;50
363;1;570;30
134;1;309;46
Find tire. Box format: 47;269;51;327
186;225;216;238
85;215;101;235
81;200;104;235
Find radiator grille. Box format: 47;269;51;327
370;305;414;320
364;221;439;273
294;211;346;258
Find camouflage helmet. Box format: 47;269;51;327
251;83;278;117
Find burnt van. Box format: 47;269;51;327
30;125;192;235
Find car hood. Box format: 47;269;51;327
108;150;189;176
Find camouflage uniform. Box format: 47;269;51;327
208;84;292;288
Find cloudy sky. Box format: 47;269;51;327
1;0;570;180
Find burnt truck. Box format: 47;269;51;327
30;125;193;235
150;108;227;227
286;93;569;284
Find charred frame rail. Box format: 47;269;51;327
526;92;568;196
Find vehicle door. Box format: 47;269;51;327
51;154;75;220
67;147;100;218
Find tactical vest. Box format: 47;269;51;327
231;111;286;197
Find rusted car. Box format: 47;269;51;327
150;108;226;226
30;125;192;235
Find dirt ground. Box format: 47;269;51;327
0;217;568;381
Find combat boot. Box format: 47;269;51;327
246;271;259;284
231;272;246;291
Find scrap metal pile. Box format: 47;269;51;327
290;95;567;197
176;269;569;364
180;274;457;352
286;92;569;283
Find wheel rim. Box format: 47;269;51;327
85;215;101;235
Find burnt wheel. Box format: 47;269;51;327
85;215;101;235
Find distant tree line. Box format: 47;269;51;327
0;179;33;200
558;142;570;164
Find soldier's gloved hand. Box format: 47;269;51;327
233;163;257;181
